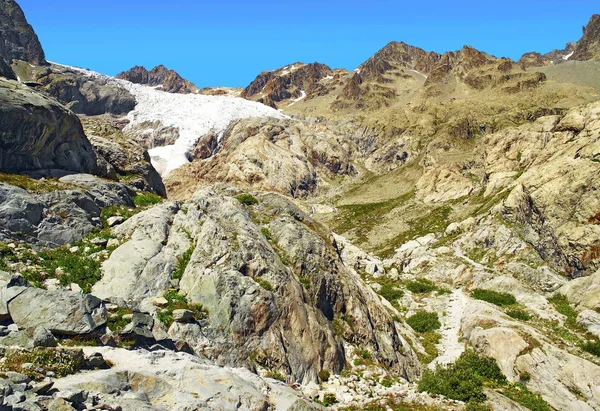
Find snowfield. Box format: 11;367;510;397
51;63;287;176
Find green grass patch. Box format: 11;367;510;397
0;173;76;193
100;205;138;227
472;289;517;307
260;227;272;240
37;247;102;293
255;277;274;291
107;307;134;333
506;308;532;321
1;348;84;381
157;289;208;328
406;279;437;294
172;247;194;281
407;311;441;333
378;205;453;258
236;193;258;206
502;383;552;411
132;192;163;207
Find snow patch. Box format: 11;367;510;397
563;51;574;60
287;90;306;107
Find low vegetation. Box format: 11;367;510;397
0;172;76;193
132;191;163;207
406;311;441;333
0;348;84;381
236;193;258;206
172;247;194;281
406;279;438;294
156;289;208;328
471;289;517;307
418;351;552;410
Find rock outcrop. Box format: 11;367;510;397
242;62;333;108
93;187;421;384
0;0;45;79
0;79;104;175
572;14;600;61
116;65;199;94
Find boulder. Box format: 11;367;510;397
0;79;102;175
7;288;107;335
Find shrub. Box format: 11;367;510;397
406;279;437;294
506;308;532;321
132;192;163;207
418;351;505;403
472;289;516;307
379;283;404;304
236;194;258;206
407;311;441;333
318;369;330;382
321;393;338;407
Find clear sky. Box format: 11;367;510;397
18;0;598;88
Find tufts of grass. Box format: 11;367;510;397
407;311;441;333
502;383;552;411
406;279;437;294
172;247;194;281
265;371;286;382
255;277;274;291
318;369;331;382
472;289;517;307
506;308;532;321
107;306;134;333
132;192;163;207
157;289;208;328
236;193;258;206
0;173;75;193
37;247;102;293
1;348;84;381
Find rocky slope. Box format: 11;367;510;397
116;65;199;94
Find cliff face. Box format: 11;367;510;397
0;0;45;77
571;14;600;61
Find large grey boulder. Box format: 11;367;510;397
0;79;102;175
7;288;107;335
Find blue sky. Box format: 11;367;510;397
19;0;598;88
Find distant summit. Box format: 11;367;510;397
116;65;199;94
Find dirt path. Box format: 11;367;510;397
428;288;467;370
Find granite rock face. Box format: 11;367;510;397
0;79;103;175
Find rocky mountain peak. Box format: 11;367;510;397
0;0;45;79
571;14;600;61
358;41;441;80
241;62;333;108
116;64;199;94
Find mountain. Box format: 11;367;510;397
572;14;600;61
241;62;339;108
116;65;199;94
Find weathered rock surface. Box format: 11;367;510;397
53;347;321;410
0;0;45;78
166;117;357;199
93;187;421;384
0;174;134;246
116;65;198;94
572;14;600;62
0;79;103;175
8;288;106;335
